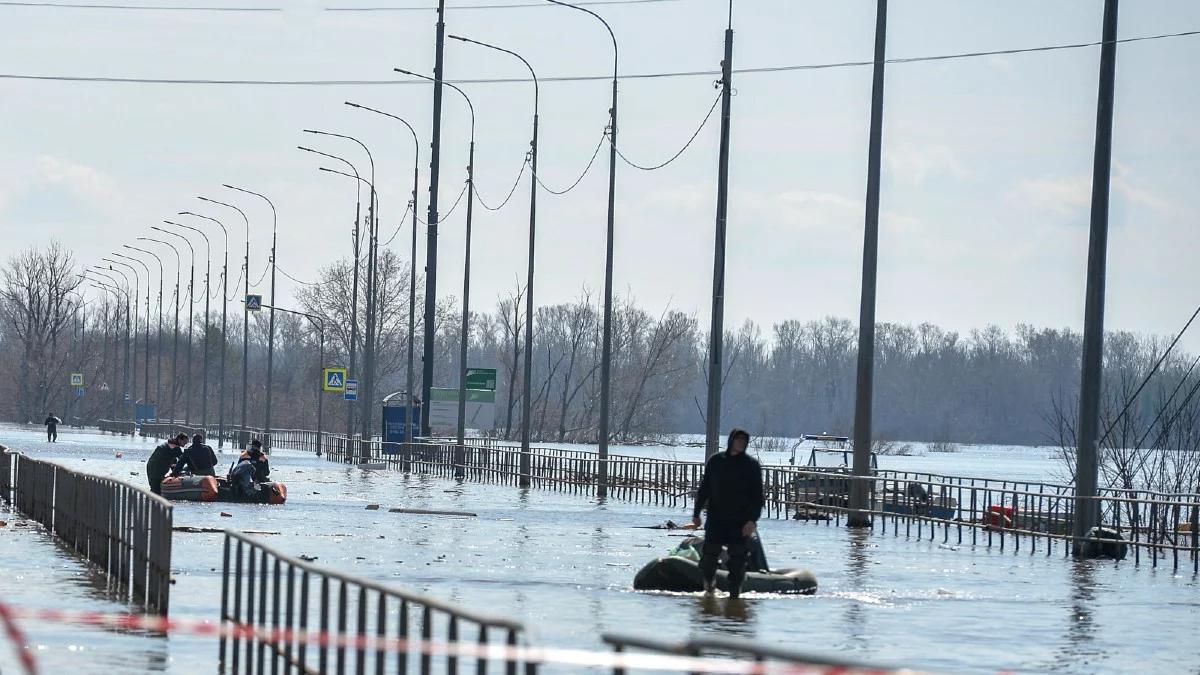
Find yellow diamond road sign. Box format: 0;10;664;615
323;368;347;392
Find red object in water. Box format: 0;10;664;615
268;482;287;505
984;505;1015;528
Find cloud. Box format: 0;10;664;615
1013;165;1185;221
987;55;1014;75
35;156;121;203
885;144;967;186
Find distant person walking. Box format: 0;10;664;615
44;414;62;442
692;428;765;599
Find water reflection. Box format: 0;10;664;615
842;528;871;651
1049;560;1105;672
689;594;756;638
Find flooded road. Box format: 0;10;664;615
1;425;1197;673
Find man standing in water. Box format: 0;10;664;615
692;428;764;599
44;413;62;443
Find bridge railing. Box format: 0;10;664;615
220;531;537;674
2;450;172;614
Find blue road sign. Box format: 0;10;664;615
75;387;85;398
344;378;358;401
246;294;262;311
323;367;347;392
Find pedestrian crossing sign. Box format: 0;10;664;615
69;373;84;386
246;294;262;312
323;367;347;392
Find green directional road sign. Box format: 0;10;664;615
464;368;497;391
323;367;347;392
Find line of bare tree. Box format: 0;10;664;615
3;243;1197;461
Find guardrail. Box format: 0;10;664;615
1;450;172;614
220;531;537;674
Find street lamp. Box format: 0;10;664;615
303;129;378;444
161;221;209;427
224;185;279;441
87;271;131;421
94;264;135;422
198;196;252;443
299;144;364;439
180;210;230;446
546;0;620;495
389;71;474;458
138;236;181;423
254;302;327;456
452;33;540;487
123;245;164;419
107;255;148;417
344;101;421;449
152;225;197;424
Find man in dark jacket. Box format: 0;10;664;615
691;428;764;598
44;414;62;442
174;433;218;476
249;438;270;482
146;433;188;495
230;448;264;501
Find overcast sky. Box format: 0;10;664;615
1;0;1197;352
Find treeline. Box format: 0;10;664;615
3;243;1194;448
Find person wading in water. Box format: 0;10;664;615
691;428;765;599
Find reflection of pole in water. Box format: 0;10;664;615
692;594;756;637
1055;560;1099;667
843;528;872;650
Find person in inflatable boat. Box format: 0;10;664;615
691;428;764;599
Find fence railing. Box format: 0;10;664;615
601;633;902;675
220;530;537;674
315;435;1200;572
1;450;172;614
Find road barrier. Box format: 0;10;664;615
0;449;172;614
219;530;538;674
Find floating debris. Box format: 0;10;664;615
365;504;381;510
220;512;233;518
387;507;476;518
300;555;318;562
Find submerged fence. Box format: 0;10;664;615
0;450;173;614
220;531;537;674
316;435;1200;572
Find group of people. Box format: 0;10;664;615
145;432;271;499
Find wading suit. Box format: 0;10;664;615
693;438;765;593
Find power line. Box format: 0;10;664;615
327;0;680;11
476;160;527;212
1;30;1197;87
532;131;606;195
0;1;277;9
613;91;719;171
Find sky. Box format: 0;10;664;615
1;0;1197;353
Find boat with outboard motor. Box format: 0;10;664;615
633;535;817;595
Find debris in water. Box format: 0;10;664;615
300;555;318;562
175;526;279;535
220;512;233;518
115;452;124;458
606;563;631;568
356;556;366;560
0;521;6;527
365;504;381;510
388;507;476;517
938;544;959;551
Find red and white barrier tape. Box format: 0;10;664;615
0;602;907;675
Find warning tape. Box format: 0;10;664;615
0;603;908;675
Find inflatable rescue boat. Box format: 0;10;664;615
633;536;816;595
160;475;288;505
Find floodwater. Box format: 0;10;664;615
0;425;1197;674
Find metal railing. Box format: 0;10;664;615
2;451;172;614
220;531;537;674
602;633;905;675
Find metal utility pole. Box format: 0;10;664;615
115;255;151;420
848;0;888;528
153;225;195;423
139;237;181;423
704;4;735;460
302;130;376;443
165;221;210;427
298;145;362;438
102;259;139;420
421;0;448;439
547;0;619;496
200;197;250;443
345;101;423;450
125;245;164;420
451;34;539;487
1073;0;1119;554
225;186;278;440
181;210;229;446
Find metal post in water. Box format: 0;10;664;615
704;3;735;460
848;0;888;528
1073;0;1119;554
421;0;448;438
